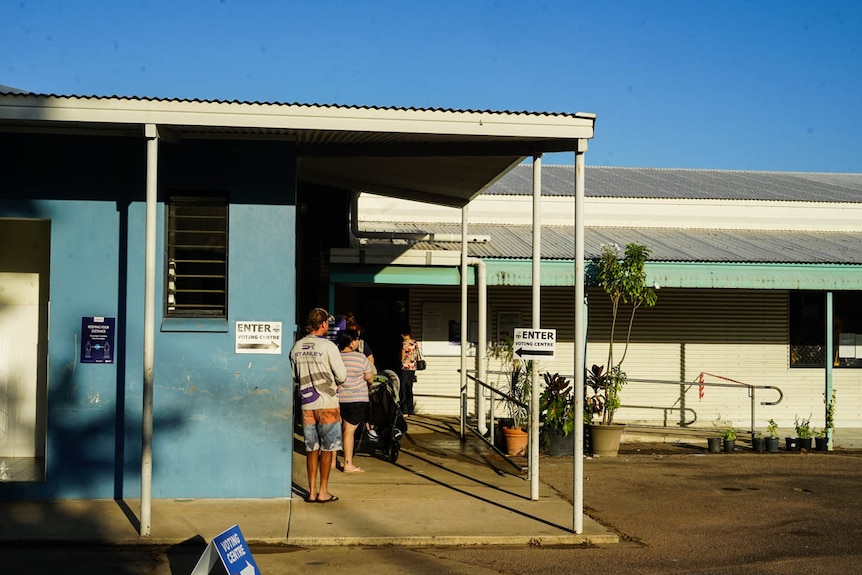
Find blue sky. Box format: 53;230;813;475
3;1;860;172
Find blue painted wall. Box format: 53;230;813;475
1;133;298;499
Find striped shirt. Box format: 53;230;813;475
338;350;373;403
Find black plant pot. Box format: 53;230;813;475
815;436;829;451
785;437;799;452
765;437;780;453
723;439;735;453
798;437;813;451
707;437;721;453
544;427;575;457
751;437;765;453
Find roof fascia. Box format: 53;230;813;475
0;95;596;139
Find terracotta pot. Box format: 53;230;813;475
587;423;625;457
502;426;528;456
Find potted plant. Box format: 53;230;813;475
586;242;658;457
722;425;737;453
490;338;532;456
794;416;813;451
706;415;724;453
539;372;575;456
765;419;780;453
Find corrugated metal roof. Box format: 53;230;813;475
357;222;862;264
487;164;862;203
0;90;594;119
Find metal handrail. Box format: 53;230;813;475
622;375;784;439
461;371;528;474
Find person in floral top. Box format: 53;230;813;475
399;325;420;416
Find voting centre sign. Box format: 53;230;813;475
512;328;556;360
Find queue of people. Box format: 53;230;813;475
290;308;421;503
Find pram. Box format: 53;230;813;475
355;369;408;463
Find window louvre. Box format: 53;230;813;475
167;197;228;317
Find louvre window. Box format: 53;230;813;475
166;196;228;318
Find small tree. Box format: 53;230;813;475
590;242;658;425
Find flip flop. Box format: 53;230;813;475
316;495;339;503
343;467;365;474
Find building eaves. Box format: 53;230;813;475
486;164;862;203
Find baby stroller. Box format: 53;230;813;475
355;369;408;463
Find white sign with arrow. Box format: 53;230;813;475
235;321;282;354
513;327;556;360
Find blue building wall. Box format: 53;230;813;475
1;133;298;499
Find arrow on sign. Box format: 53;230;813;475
515;348;553;358
237;342;280;350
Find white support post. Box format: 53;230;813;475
530;155;541;500
460;206;469;439
141;124;159;537
573;141;588;533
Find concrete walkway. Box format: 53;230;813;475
0;415;616;547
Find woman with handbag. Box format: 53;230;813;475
399;324;422;417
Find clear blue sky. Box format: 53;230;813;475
3;1;860;172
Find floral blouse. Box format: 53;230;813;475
401;339;420;370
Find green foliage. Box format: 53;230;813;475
825;389;836;433
711;415;736;440
539;372;576;437
795;416;813;439
490;338;533;430
766;418;779;439
589;242;657;425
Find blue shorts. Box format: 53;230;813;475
301;408;343;452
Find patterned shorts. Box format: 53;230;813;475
301;408;343;452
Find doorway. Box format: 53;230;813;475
334;286;409;374
0;219;49;480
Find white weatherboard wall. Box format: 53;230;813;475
405;286;860;446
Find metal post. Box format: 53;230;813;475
826;291;833;448
530;155;542;499
141;124;159;537
474;259;488;435
573;141;588;534
460;206;469;440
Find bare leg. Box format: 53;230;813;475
318;450;335;501
306;449;320;501
342;421;362;471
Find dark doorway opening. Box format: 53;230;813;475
333;286;408;374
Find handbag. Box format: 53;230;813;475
415;344;426;370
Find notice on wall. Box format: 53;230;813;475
235;321;282;354
81;316;115;364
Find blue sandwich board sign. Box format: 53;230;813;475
190;524;261;575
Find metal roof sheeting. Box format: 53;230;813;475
357;222;862;264
488;164;862;203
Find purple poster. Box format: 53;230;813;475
81;316;115;364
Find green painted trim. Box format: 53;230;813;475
330;264;470;286
331;260;862;290
646;262;862;290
